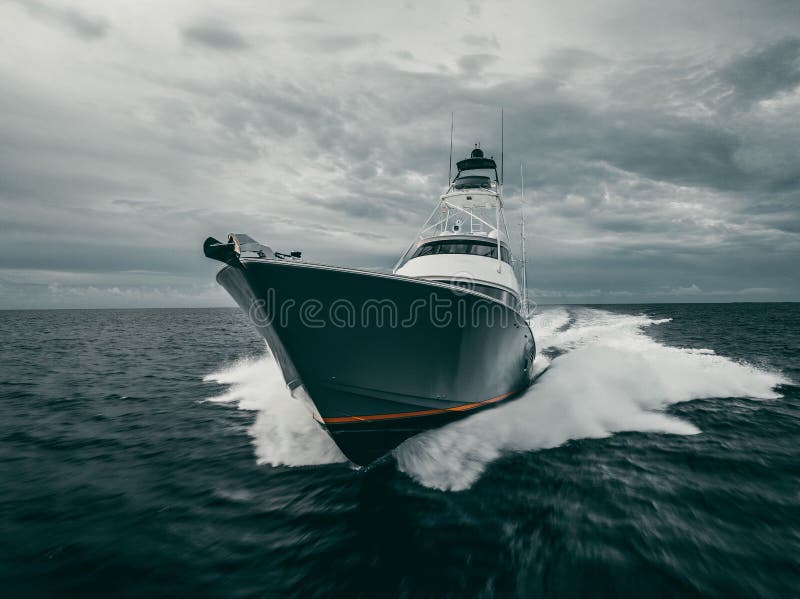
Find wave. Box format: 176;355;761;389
204;307;787;490
204;355;346;467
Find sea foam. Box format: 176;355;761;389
204;355;346;466
204;307;787;490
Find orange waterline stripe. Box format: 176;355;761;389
320;389;519;424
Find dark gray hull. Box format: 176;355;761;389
216;258;535;465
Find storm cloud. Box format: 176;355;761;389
0;0;798;308
10;0;108;40
182;21;249;51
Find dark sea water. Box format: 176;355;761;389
1;304;798;598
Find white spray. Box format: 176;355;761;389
204;355;346;466
205;307;787;491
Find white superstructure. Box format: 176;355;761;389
394;146;525;311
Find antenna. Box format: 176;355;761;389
447;112;454;187
520;164;527;312
500;109;504;187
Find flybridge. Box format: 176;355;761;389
393;143;514;277
450;146;500;193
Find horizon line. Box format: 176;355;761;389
0;300;798;311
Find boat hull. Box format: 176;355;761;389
216;258;535;465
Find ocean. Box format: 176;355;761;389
1;304;798;598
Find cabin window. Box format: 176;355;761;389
412;240;511;264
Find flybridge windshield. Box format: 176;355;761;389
412;239;511;264
452;168;497;189
453;176;492;190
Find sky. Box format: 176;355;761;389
1;0;799;308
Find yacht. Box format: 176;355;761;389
204;145;536;465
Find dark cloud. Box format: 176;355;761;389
721;37;800;106
1;3;799;307
539;48;610;74
457;53;500;73
461;34;500;50
182;21;249;51
12;0;108;40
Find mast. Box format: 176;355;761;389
500;109;504;188
497;109;504;273
520;163;528;312
448;112;454;188
496;201;501;273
